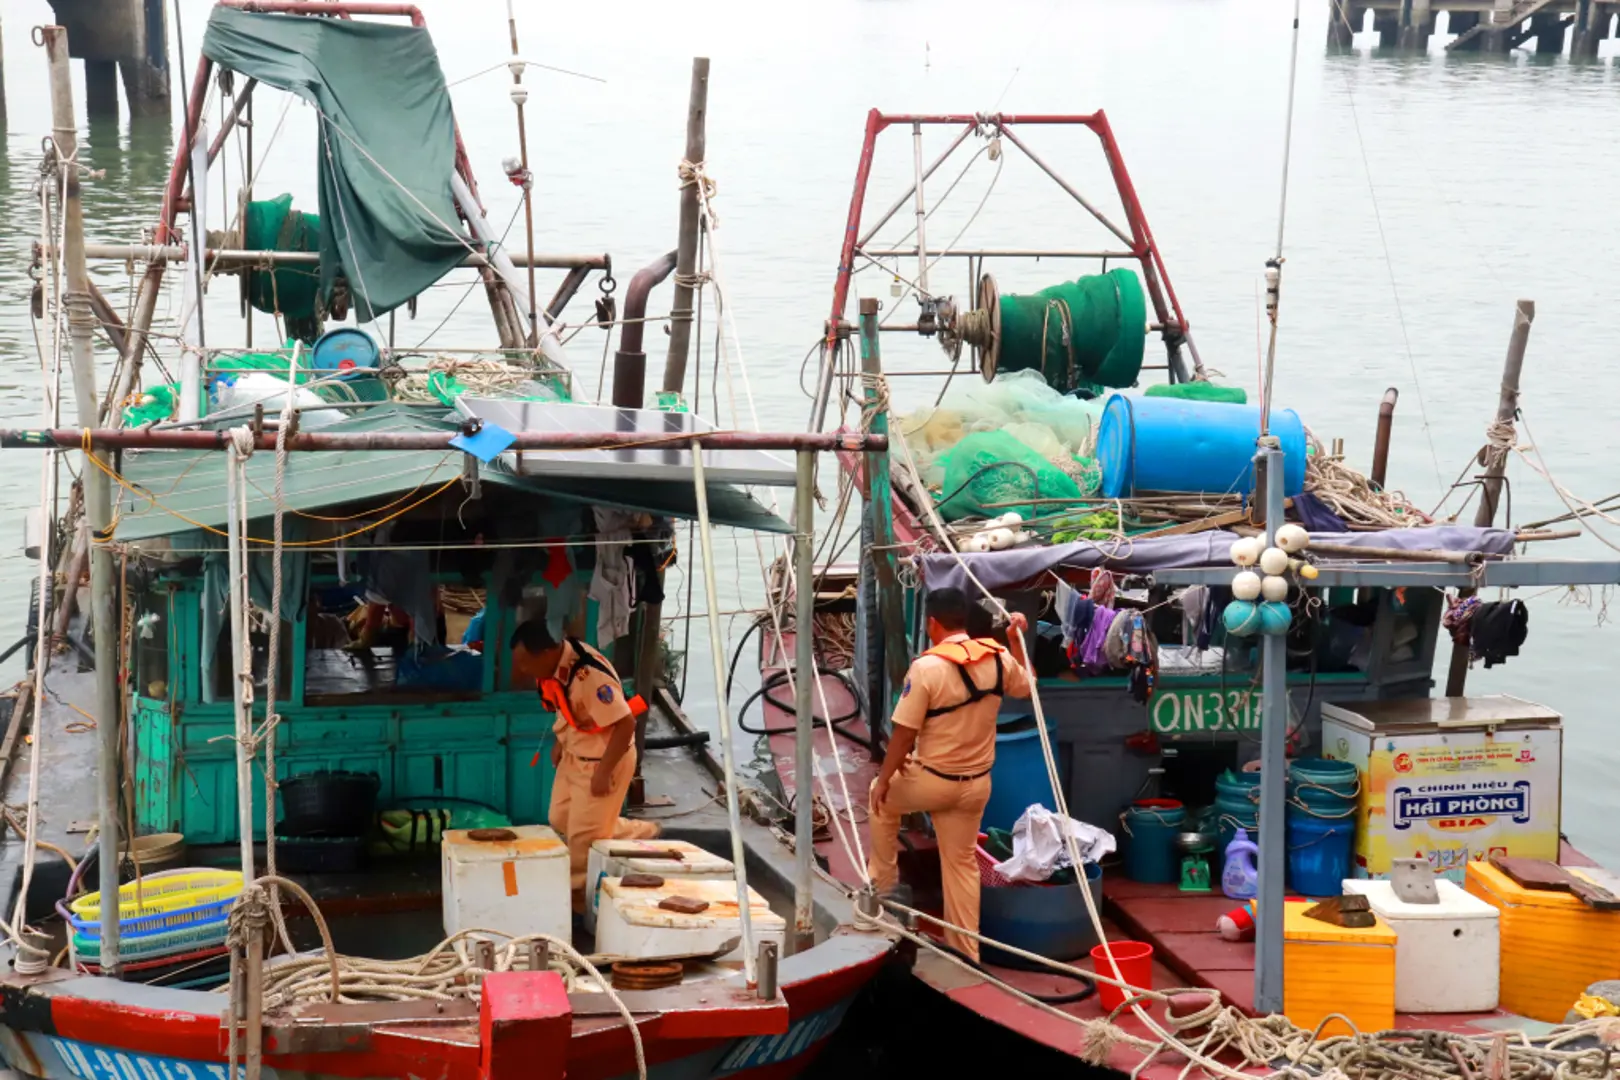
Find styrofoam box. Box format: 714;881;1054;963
584;839;734;932
596;877;786;963
1342;878;1500;1013
442;825;571;943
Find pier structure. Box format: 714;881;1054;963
1329;0;1617;55
28;0;170;119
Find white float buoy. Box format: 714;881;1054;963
1258;546;1289;576
1230;536;1263;567
1231;570;1263;601
1261;574;1289;602
1275;523;1309;553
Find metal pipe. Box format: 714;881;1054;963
220;0;427;25
861;247;1136;260
1369;387;1399;490
205;78;257;166
662;58;710;397
179;118;210;422
812;108;884;433
614;251;678;408
70;244;612;269
504;1;539;344
995;124;1133;248
855;123;974;249
860;299;911;709
42;24;124;978
1;427;888;453
1253;441;1287;1014
159;57;214;243
1445;300;1534;698
227;446;256;880
691;438;758;988
910;123;931;297
791;448;816;954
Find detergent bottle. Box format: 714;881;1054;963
1221;827;1259;900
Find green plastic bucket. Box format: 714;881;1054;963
1120;798;1185;885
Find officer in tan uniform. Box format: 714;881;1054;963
868;588;1032;961
517;623;660;911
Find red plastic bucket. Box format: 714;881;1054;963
1090;940;1154;1011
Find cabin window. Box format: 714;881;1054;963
302;581;487;704
132;587;172;701
208;605;295;703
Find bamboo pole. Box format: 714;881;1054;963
661;58;710;397
791;449;815;954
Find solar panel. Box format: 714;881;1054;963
455;398;797;486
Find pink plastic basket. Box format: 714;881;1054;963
976;833;1015;888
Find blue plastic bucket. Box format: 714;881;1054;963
1214;769;1261;853
1096;393;1307;498
982;716;1058;833
1120;798;1185;885
981;861;1104;966
1285;810;1355;897
1287;757;1359;817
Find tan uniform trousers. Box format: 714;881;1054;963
868;761;991;961
548;749;658;910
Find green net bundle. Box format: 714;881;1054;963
995;267;1147;392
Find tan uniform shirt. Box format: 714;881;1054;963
889;633;1033;775
552;639;633;760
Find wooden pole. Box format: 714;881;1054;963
791;449;816;954
661;58;710;397
858;298;909;715
43;24;125;976
1445;300;1534;698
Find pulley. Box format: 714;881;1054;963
935;272;1001;383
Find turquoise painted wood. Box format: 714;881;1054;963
143;578;562;844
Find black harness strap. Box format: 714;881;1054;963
922;650;1005;719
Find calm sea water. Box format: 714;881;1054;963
1;0;1617;868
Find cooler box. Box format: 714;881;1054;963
442;826;570;942
1342;878;1500;1013
596;878;786;963
1283;900;1396;1037
1465;860;1620;1022
584;839;734;932
1320;696;1562;882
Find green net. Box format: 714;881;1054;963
244;195;323;344
996;267;1147;391
122;383;179;427
1145;381;1247;405
938;431;1082;522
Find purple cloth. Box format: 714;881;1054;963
1081;604;1118;675
1293;492;1348;533
916;526;1519;594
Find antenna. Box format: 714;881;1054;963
1258;0;1302;437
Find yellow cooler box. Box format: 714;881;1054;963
1465;860;1620;1022
1283;901;1396;1037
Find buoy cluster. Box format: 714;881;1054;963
1222;524;1316;638
958;512;1035;552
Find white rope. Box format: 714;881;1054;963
1514;410;1620;555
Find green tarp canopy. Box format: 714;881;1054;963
201;7;470;321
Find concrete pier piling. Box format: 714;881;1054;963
1333;0;1615;56
44;0;169;118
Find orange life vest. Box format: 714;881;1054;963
536;639;649;734
919;637;1006;719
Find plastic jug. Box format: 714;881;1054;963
1222;827;1259;900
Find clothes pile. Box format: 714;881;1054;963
1056;572;1160;700
1444;595;1528;669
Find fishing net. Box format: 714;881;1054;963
937;431;1082;522
995;267;1147;391
1145;381;1248;405
900;369;1106;507
244;194;323;344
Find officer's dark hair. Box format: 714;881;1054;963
509;618;558;654
926;588;970;632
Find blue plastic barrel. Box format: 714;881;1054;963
983;716;1058;833
1285;811;1355;897
981;861;1104;965
1120;798;1185;884
312;327;380;373
1096;394;1307;498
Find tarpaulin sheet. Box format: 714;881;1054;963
916;526;1519;594
202;7;468;321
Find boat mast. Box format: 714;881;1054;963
503;0;539;344
41;24;125;976
1254;0;1303;1017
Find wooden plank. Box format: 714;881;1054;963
1492;855;1620;910
0;683;36;796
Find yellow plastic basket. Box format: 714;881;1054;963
68;869;244;922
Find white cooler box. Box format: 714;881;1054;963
1343;878;1500;1013
442;825;571;943
585;839;734;932
596;877;785;963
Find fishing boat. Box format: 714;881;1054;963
757;97;1620;1080
0;6;890;1079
